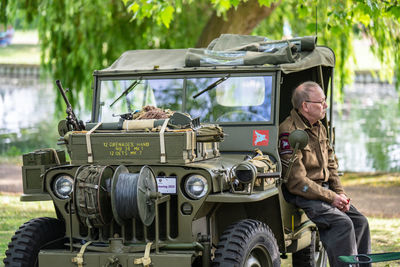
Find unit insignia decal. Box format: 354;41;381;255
252;130;269;146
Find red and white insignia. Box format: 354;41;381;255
280;138;290;150
279;132;292;154
252;130;269;146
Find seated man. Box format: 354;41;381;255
279;81;371;267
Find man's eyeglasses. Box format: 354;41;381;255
305;99;326;105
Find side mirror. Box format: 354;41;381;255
283;130;309;183
288;129;309;150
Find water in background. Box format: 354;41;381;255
1;67;399;171
0;66;58;157
334;73;400;172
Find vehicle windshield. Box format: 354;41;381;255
98;74;273;123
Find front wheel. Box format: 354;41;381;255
213;219;280;267
3;217;65;267
292;230;327;267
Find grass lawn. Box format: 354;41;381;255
0;44;40;65
0;30;40;65
341;172;400;187
281;217;400;267
0;194;399;266
0;193;55;266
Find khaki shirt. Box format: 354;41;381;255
279;109;345;203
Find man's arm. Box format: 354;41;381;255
281;144;350;210
279;133;337;203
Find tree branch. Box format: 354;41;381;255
196;0;281;48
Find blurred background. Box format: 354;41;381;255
1;2;400;265
1;0;400;173
1;36;399;172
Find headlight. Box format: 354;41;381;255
53;175;74;199
184;175;208;200
234;161;257;184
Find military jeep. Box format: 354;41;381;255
4;34;335;267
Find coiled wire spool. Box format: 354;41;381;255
74;165;114;228
111;165;157;226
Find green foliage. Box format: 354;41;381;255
3;0;212;112
1;0;38;28
36;0;137;111
0;0;7;25
2;0;400;111
253;0;400;100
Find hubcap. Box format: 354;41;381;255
244;246;272;267
246;254;261;267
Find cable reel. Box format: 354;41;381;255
74;165;114;228
111;165;158;226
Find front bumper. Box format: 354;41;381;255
39;250;194;267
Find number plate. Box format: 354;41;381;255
156;177;177;194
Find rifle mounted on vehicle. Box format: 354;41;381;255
56;80;85;131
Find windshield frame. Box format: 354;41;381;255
92;71;277;125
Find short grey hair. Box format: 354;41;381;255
291;81;321;110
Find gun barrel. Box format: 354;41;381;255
56;80;71;108
56;80;84;131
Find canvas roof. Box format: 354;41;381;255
95;35;335;76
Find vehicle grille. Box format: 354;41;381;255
76;170;180;243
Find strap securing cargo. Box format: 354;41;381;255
71;241;92;267
86;122;102;163
201;142;208;158
187;131;196;160
212;142;219;156
159;119;169;163
134;242;153;267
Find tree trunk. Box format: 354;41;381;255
196;0;281;48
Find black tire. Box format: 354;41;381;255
3;217;65;267
213;219;280;267
292;230;327;267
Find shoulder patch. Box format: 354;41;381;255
279;132;292;155
279;137;291;151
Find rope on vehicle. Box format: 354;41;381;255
71;241;92;267
134;242;153;267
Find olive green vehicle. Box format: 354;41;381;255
4;34;336;267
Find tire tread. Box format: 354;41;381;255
3;217;65;267
212;219;280;267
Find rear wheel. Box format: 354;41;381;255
213;219;280;267
3;217;65;267
292;230;327;267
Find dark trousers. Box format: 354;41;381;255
283;188;371;267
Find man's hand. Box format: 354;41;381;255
332;193;350;212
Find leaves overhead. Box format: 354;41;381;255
2;0;400;112
254;0;400;98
